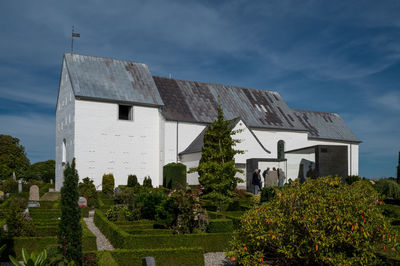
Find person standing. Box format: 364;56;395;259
262;168;270;187
252;169;261;194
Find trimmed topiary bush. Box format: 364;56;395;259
102;174;115;196
143;176;152;188
127;175;139;188
163;163;187;189
228;177;398;265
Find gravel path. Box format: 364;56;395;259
83;211;114;251
204;252;234;266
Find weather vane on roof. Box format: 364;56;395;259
71;25;80;53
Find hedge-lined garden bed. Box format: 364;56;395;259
94;210;233;252
97;247;204;266
11;220;97;259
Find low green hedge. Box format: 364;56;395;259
94;210;233;252
126;229;172;235
12;221;97;259
207;211;242;229
98;247;204;266
29;207;89;218
97;251;118;266
37;200;59;209
35;225;58;236
207;219;234;233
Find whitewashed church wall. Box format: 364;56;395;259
55;61;75;191
74;101;161;188
252;129;309;158
180;152;201;185
233;120;270;163
163;121;206;165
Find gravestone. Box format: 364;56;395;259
0;191;4;200
12;171;16;181
78;196;87;207
114;187;123;196
29;185;40;201
18;179;23;193
28;185;40;207
142;257;156;266
50;179;53;184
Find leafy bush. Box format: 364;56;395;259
106;206;139;222
228;177;397;265
375;178;400;200
135;190;165;220
5;197;35;237
102;174;115;196
156;188;208;234
79;177;98;208
143;176;152;188
127;175;139;188
344;175;361;185
163;163;187;189
260;186;275;204
0;178;18;194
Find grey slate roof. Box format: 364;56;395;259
153;76;306;131
293;109;360;143
62;54;360;144
64;53;163;106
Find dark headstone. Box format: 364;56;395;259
142;256;156;266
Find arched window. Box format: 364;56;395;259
62;139;66;164
277;140;285;160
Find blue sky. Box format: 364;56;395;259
0;0;399;178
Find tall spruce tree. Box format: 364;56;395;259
58;158;82;264
190;104;243;211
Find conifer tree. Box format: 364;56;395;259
190;104;243;211
58;158;82;264
397;152;400;184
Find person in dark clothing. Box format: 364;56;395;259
252;169;261;194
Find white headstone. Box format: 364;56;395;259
12;171;16;181
50;179;53;184
29;185;40;201
78;196;87;207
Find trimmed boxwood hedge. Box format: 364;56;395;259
12;220;97;259
163;162;187;189
98;247;204;266
126;229;172;235
94;210;233;252
207;211;242;229
207;219;234;233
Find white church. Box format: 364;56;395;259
55;54;360;191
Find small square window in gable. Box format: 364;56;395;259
118;105;133;120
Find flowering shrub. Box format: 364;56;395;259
228;177;397;265
156;187;208;234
